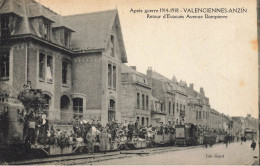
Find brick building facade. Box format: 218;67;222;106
146;67;188;126
120;65;151;126
0;0;127;126
0;0;256;132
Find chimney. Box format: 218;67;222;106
147;66;152;77
189;83;194;90
200;87;204;95
130;66;136;70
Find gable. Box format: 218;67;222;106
103;19;127;63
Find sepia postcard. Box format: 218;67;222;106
0;0;259;165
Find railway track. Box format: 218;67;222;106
7;145;203;165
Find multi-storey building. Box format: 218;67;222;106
209;109;222;131
244;114;258;131
120;65;151;126
0;0;127;126
185;83;211;129
146;67;187;126
232;117;246;137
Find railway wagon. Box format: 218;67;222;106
175;123;199;146
0;99;25;152
153;133;174;146
244;128;255;141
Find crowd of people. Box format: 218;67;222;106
16;110;177;153
9;109;256;154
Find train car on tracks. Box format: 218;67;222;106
0;83;26;155
175;123;200;146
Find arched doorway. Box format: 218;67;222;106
60;95;71;121
108;99;115;122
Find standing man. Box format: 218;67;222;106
28;109;36;144
128;121;135;141
251;139;256;150
224;135;228;148
96;120;102;131
135;119;140;137
86;130;95;154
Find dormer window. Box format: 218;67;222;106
0;15;10;39
0;14;20;40
64;30;70;48
43;23;49;39
39;20;50;40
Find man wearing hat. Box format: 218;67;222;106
35;111;43;144
27;109;36;144
128;121;135;141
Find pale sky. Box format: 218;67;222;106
38;0;258;118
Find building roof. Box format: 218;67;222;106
185;86;199;98
0;0;23;17
210;109;221;115
1;0;127;62
64;10;127;62
150;71;186;95
51;15;74;32
121;64;149;87
26;1;54;22
232;116;245;123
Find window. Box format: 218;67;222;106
73;98;83;118
161;103;164;112
109;99;115;109
199;111;201;119
64;31;70;47
108;99;116;122
39;21;50;40
43;94;51;110
110;35;114;57
46;56;53;82
196;111;198;119
0;50;9;79
173;103;175;114
0;94;7;103
142;94;145;110
146;118;149;127
108;64;117;90
137;93;140;108
62;61;68;84
177;102;179;112
39;53;45;80
169;101;171;114
108;64;112;87
113;66;116;89
1;15;10;39
141;117;145;126
136;116;140;122
146;95;149;110
60;95;70;110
